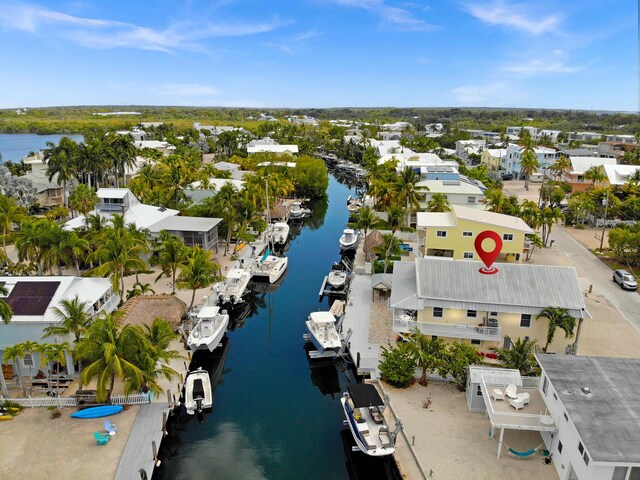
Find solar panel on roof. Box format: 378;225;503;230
7;281;60;315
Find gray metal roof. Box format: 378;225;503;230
537;354;640;464
415;258;589;318
389;261;424;310
149;216;222;233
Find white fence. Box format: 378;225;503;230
2;392;151;408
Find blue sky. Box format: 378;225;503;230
0;0;636;110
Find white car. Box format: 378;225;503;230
613;269;638;291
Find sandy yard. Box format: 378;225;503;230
383;380;558;480
0;405;139;480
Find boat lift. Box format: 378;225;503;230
303;328;353;359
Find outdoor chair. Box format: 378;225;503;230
93;431;110;446
505;384;518;399
369;406;384;424
363;434;377;450
508;396;526;410
104;419;118;434
491;388;504;401
379;426;393;448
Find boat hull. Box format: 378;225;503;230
71;405;124;419
187;316;229;352
340;396;395;457
184;370;213;415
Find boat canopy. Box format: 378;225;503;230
309;311;337;324
348;383;384;408
197;306;221;318
260;248;272;263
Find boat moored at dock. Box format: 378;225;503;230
187;306;229;352
339;228;359;251
251;250;288;284
305;311;342;354
184;367;213;415
213;267;252;307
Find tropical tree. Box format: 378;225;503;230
14;218;53;275
0;194;25;257
106;133;137;187
353;206;379;254
45;342;71;397
396;167;422;225
524;233;543;262
382;204;408;274
3;344;27;396
379;342;416;388
68;184;99;217
519;200;541;229
536;307;576;353
551;156;571;180
400;327;446;386
215;183;239;255
520;150;540;191
152;232;188;295
584;166;605;187
77;312;146;403
539;206;565;247
126;282;156;300
439;342;483;391
44;137;79;207
426;193;450;212
490;337;538;376
177;246;222;310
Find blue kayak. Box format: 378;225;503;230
71;405;123;419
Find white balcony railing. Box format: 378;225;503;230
393;315;502;341
88;292;120;317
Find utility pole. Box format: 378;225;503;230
599;189;609;252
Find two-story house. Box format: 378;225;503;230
416;206;533;261
502;145;557;179
561;157;617;192
389;257;589;353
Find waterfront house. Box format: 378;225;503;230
134;140;175;156
0;276;118;393
22;169;64;207
561;157;617;192
389;257;589;353
417;176;486;210
535;354;640;480
247;144;299;156
377;152;456;177
416;205;533;261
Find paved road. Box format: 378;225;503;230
552;226;640;330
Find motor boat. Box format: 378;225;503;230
251;250;288;284
184;367;213;415
213;267;252;306
305;311;342;355
327;262;347;289
346;195;363;214
341;383;399;456
187;306;229;352
288;200;312;219
268;222;290;245
339;229;359;251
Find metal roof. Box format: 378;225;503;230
537;354;640;464
469;366;522;386
389;261;424;310
149;216;222;233
415;258;589;318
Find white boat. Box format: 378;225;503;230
187;306;229;352
213;268;252;306
268;222;290;245
305;311;342;354
252;250;288;283
327;263;347;289
184;367;213;415
341;383;398;456
289;200;312;219
339;228;359;251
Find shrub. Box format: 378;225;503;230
379;344;415;388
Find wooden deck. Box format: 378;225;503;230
114;402;169;480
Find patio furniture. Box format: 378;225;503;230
379;426;393;448
491;388;504;401
508;393;529;410
93;431;110;446
369;406;384;424
505;384;518;399
104;419;118;434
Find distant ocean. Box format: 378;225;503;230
0;133;84;163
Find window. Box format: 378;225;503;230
433;307;443;318
467;310;477;318
436;230;447;238
471;339;481;345
467;196;476;204
463;252;474;259
22;353;33;367
462;231;473;237
553;392;557;400
563;412;569;422
503;233;514;241
476;385;483;396
612;467;628;480
578;442;584;454
431;335;438;340
558;441;563;454
583;452;589;465
520;314;531;328
542;376;548;395
630;467;640;480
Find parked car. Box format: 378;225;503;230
613;269;638;290
501;173;513;181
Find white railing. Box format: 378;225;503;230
393;316;501;341
111;392;151;405
0;396;77;408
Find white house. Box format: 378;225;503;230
134;140;175;155
568;132;603;143
602;164;640;187
247;145;299;155
455;139;486;163
0;276;119;394
370;140;412;157
605;134;636;144
536;354;640;480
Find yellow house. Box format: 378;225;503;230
389;258;590;354
416;205;533;262
480;148;507;171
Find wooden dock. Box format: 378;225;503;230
114;402;171;480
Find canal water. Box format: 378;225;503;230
0;133;83;162
156;174;397;480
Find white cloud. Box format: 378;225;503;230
502;50;584;76
452;81;525;106
0;1;289;52
463;1;562;35
264;29;320;54
155;84;219;96
332;0;438;31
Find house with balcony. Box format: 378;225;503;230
377;152;457;177
561;157;618;192
601;164;640;188
0;276;118;394
417;176;487;210
568;132;603;143
455;139;486;163
480;148;508;171
389;257;589;353
502;145;557;179
247;144;299;156
416;205;533;261
535;354;640;480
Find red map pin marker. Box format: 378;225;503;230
474;230;503;275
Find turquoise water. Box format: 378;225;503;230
0;133;83;162
156;176;386;480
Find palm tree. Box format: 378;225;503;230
551;156;571;180
353;206;379;254
426;193;450;212
490;337;538;376
45;342;71;397
519;200;541;229
20;340;39;381
215;183;239;255
152;232;188;295
396;167;422;225
14;218;53;275
520;150;540;190
40;222;74;275
401;326;446;386
3;344;27;396
583;166;605;187
0;194;25;257
68;184;99;217
382;204;408;274
77;312;146;403
43;296;92;387
537;307;576;352
524;233;543;261
0;283;11;325
374;233;402;274
106;133;137;187
44;137;79;207
539;206;565;247
177;246;222;310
